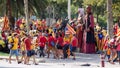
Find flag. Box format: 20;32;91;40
16;19;22;27
115;29;120;41
116;29;120;36
65;24;76;34
2;16;9;31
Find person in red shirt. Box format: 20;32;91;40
109;36;117;64
113;23;118;35
103;36;111;61
116;37;120;64
48;34;56;47
24;35;38;65
56;34;64;58
16;19;22;28
38;33;47;57
57;34;64;48
24;35;32;65
24;36;31;51
42;19;46;31
47;34;57;58
70;34;78;60
15;27;20;34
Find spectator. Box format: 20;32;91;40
38;33;47;57
47;34;57;58
24;35;38;65
8;33;21;64
20;37;26;63
56;34;64;59
116;37;120;64
63;34;71;59
70;34;78;60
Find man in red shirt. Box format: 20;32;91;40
38;33;47;57
56;34;64;58
57;34;64;49
71;34;78;60
47;34;57;58
24;35;38;65
24;35;31;65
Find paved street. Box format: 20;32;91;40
0;53;120;68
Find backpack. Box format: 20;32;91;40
8;37;14;49
50;41;55;46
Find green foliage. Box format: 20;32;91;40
82;0;108;16
0;0;6;16
71;4;78;18
72;0;83;7
98;15;107;28
0;0;48;18
112;0;120;17
82;0;106;16
0;0;120;21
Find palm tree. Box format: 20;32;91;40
0;0;48;31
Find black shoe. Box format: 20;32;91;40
35;63;38;65
18;61;22;64
39;54;42;57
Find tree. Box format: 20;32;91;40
0;0;48;17
72;0;83;8
112;1;120;25
82;0;106;23
24;0;29;34
107;0;113;38
112;0;120;18
50;0;68;19
0;0;48;30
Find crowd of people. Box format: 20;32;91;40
1;15;79;65
101;22;120;64
4;21;79;65
0;5;120;65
